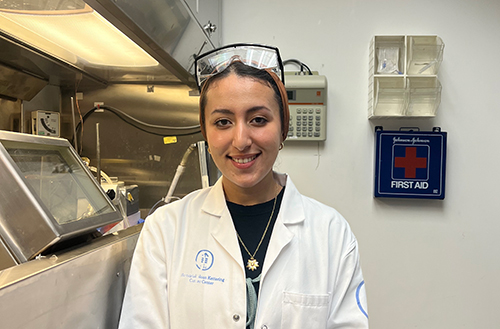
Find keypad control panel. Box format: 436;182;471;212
288;106;326;141
284;74;327;142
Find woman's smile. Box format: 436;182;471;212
230;154;258;164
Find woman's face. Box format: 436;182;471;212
204;73;282;192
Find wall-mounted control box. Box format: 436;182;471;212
285;73;327;142
31;110;60;137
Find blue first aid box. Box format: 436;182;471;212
374;127;447;199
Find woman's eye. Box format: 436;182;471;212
252;117;268;125
215;119;231;127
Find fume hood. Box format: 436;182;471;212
0;130;123;270
0;0;219;100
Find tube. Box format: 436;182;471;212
163;143;197;203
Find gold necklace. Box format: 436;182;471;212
236;195;277;271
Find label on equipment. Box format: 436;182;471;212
163;136;178;145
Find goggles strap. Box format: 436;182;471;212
266;69;290;142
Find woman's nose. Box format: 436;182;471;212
232;123;251;151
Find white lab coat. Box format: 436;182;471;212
119;173;368;329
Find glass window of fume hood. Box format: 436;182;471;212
2;141;114;225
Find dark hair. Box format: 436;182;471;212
199;61;286;140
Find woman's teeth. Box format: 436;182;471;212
233;156;256;164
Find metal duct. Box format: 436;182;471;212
0;62;48;101
0;0;215;99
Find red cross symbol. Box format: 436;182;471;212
394;147;427;178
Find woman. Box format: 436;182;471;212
119;44;368;329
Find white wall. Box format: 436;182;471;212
222;1;500;328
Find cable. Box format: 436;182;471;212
283;59;313;75
147;199;166;217
74;76;84;154
147;196;181;217
72;105;201;150
102;105;200;130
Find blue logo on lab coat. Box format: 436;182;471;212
195;250;214;271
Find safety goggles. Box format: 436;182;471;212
194;43;284;91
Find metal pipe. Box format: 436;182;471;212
96;123;101;185
20;102;24;133
70;97;78;151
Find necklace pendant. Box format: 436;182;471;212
246;257;259;271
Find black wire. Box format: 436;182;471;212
283;59;313;75
71;105;201;151
300;62;312;75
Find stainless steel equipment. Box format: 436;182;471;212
0;130;123;270
0;0;217;99
0;62;47;101
0;224;140;329
0;3;220;321
0;0;220;214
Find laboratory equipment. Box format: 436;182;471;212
0;224;141;328
0;130;122;271
285;73;327;141
31;110;60;137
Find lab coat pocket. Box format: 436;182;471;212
281;291;329;329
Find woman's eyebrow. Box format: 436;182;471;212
209;109;233;116
247;106;271;114
209;106;271;116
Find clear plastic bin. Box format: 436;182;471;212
373;77;407;116
407;36;444;75
374;36;405;75
406;77;442;116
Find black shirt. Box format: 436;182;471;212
227;186;285;296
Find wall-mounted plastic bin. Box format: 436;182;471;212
369;35;444;119
373;77;407;116
407;36;444;75
407;77;442;116
371;36;405;75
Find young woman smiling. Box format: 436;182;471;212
119;44;369;329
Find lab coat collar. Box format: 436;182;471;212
200;172;305;224
202;179;243;271
274;172;305;225
200;178;226;217
261;172;305;283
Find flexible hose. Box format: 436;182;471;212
88;166;113;184
163;143;197;203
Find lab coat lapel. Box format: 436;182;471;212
261;174;305;279
201;179;244;272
